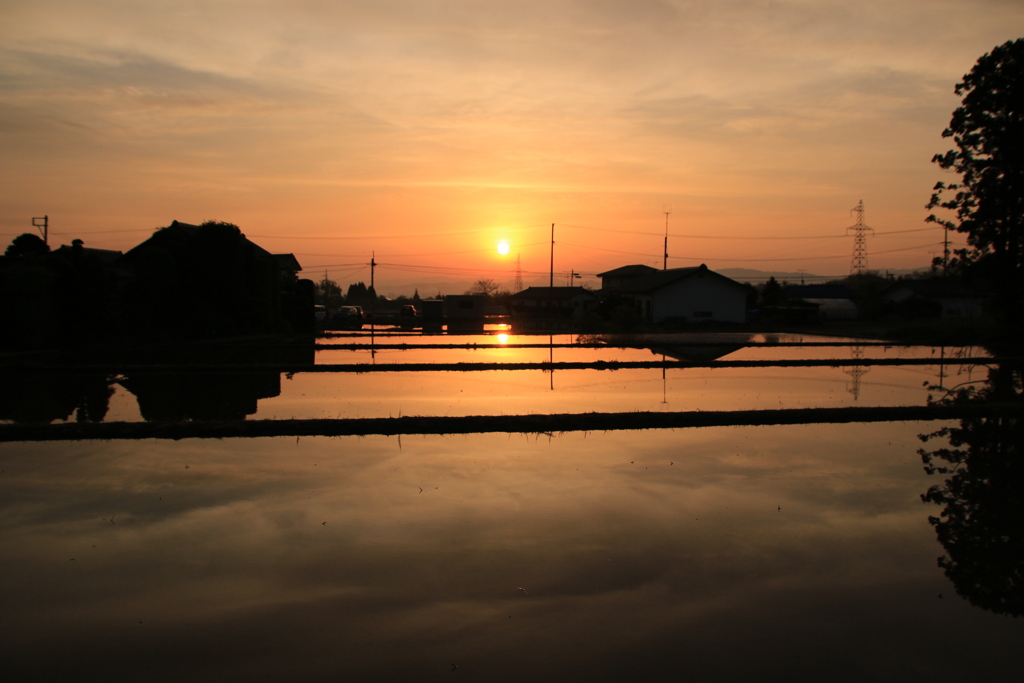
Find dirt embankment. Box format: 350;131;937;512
2;403;1021;442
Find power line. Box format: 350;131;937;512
558;222;933;240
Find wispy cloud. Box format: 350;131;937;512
1;0;1020;274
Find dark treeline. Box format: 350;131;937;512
1;221;315;350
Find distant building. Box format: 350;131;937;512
444;295;487;332
509;286;599;330
597;264;747;324
52;239;123;267
784;284;859;321
880;279;985;319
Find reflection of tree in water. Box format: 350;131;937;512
919;362;1024;616
0;373;112;423
119;371;281;422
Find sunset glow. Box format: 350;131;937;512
1;1;1020;294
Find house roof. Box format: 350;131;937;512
120;220;276;263
602;264;745;294
596;264;659;278
274;253;302;273
510;286;598;300
52;242;123;266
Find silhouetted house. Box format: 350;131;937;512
597;264;747;324
274;253;303;282
880;279;984;319
52;239;123;267
509;287;598;329
116;220;309;335
1;237;125;348
784;284;858;321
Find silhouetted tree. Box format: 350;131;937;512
4;233;50;258
919;361;1024;616
760;277;785;307
927;39;1024;330
742;282;759;309
315;275;343;309
466;278;500;299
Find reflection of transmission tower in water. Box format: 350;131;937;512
844;344;869;400
846;200;875;275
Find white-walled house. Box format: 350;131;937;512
880;279;985;319
597;264;747;324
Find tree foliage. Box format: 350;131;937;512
466;278;500;298
927;39;1024;325
5;233;50;258
315;276;343;309
919;362;1024;616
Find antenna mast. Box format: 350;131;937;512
32;215;48;246
846;200;874;275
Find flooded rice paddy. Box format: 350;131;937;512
1;332;1021;681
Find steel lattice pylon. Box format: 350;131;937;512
846;200;874;275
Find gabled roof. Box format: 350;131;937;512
120;220;275;263
603;264;745;294
510;286;598;300
274;253;302;273
597;264;659;278
52;242;123;266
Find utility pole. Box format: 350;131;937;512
943;224;950;276
370;252;377;327
32;215;48;246
846;200;874;275
549;224;554;291
663;211;670;270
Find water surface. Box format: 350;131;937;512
1;423;1021;681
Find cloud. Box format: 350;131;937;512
1;0;1021;270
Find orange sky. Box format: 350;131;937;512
2;1;1022;293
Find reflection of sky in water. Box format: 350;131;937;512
258;365;951;420
3;336;992;424
2;425;1022;680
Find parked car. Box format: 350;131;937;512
332;306;363;329
400;305;417;317
314;305;327;322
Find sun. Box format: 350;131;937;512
497;240;510;255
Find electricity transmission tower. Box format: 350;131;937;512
514;253;523;293
846;200;874;275
843;344;869;401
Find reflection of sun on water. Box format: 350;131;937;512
497;241;510;255
497;334;509;344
